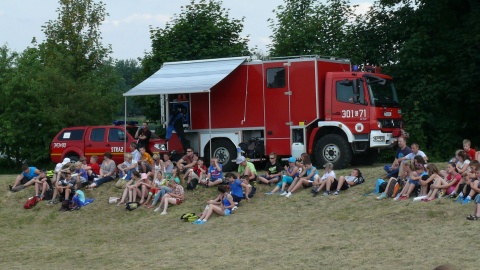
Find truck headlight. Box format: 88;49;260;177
373;136;385;142
154;144;166;151
377;121;383;128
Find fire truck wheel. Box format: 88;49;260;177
314;134;352;169
205;138;237;172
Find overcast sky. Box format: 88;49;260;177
0;0;373;60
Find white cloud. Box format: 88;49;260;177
354;2;372;15
105;13;171;27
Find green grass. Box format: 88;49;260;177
0;164;472;269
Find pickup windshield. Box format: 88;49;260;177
366;77;400;107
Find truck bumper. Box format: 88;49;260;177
369;130;396;148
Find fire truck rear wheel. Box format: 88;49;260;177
314;134;352;169
205;138;237;172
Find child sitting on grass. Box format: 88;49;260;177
226;173;251;205
283;159;319;198
193;185;234;225
423;162;461;202
154;179;185;215
267;157;299;195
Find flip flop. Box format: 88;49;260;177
467;215;478;220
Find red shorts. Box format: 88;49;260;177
149;188;159;195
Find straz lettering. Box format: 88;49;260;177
111;147;124;153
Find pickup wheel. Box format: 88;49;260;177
205;138;237;172
65;152;80;162
314;134;352;169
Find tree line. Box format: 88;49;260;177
1;0;478;166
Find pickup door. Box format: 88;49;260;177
85;127;130;163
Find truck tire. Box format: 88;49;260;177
314;134;352;169
66;153;80;162
205;138;237;172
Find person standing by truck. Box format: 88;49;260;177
135;122;151;151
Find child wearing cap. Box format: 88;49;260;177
267;157;299;195
311;162;336;196
237;156;257;183
284;159;319;198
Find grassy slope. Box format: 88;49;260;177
0;164;474;269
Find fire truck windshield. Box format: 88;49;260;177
366;77;400;107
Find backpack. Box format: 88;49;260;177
180;213;199;222
43;189;54;201
126;202;139;211
386;178;405;198
59;200;72;212
186;179;198;190
24;196;39;209
375;179;386;193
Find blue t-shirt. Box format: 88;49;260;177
208;164;223;180
229;179;244;197
396;146;412;159
22;167;39;180
75;190;85;203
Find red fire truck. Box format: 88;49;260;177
124;56;403;171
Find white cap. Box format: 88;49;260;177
62;158;71;165
236;156;246;164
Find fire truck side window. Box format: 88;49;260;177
266;68;286;88
336;81;365;104
90;128;105;142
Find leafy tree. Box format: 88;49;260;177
269;0;357;58
137;0;250;121
354;0;480;160
0;0;122;164
115;59;143;116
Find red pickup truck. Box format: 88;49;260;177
49;124;175;164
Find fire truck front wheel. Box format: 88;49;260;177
314;134;352;169
205;138;237;172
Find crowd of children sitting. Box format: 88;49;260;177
375;138;480;220
9;138;480;221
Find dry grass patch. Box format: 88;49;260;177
0;164;475;269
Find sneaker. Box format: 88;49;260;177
154;207;161;212
232;206;238;211
160;211;168;215
285;192;292;198
311;187;318;194
333;190;339;196
192;219;202;224
47;200;57;205
322;191;330;196
268;182;273;187
448;193;456;199
197;220;207;225
279;190;285;194
399;196;409;201
376;193;387;200
455;196;464;203
265;192;274;195
462;197;471;205
279;191;288;196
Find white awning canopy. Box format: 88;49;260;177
123;56;248;97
